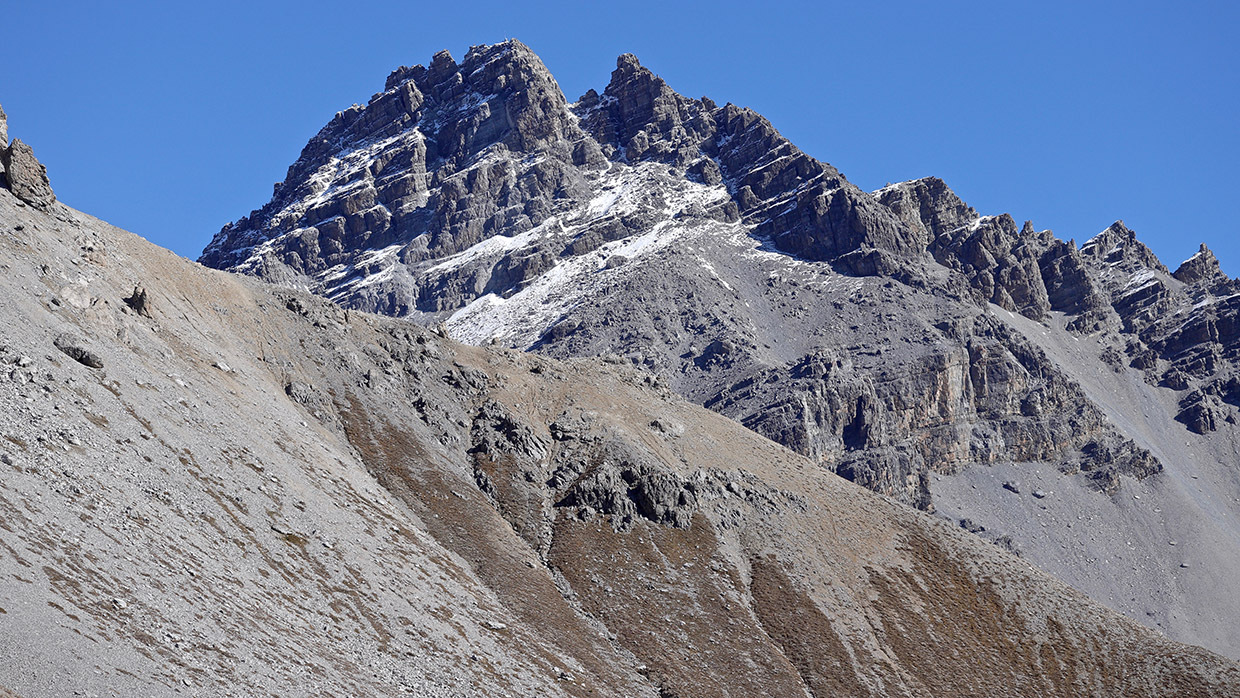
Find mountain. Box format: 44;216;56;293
2;103;1239;697
201;40;1240;660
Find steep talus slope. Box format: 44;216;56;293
199;42;1240;657
5;169;1240;695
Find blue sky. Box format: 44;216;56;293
5;1;1237;273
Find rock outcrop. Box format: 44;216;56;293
203;42;1180;510
200;40;601;297
0;104;55;210
875;176;978;242
577;54;921;262
1175;243;1227;287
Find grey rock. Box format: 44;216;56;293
123;286;153;318
875;176;978;249
200;43;1172;510
928;213;1051;321
1174;243;1227;287
53;336;103;369
200;39;593;299
1;138;56;209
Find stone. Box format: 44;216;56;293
650;418;684;436
54;337;103;369
123;287;153;318
1003;480;1022;494
875;177;978;249
928;213;1052;320
1;138;56;209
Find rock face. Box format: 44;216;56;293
1174;243;1227;286
200;40;600;309
575;54;920;263
202;42;1240;658
0;104;56;210
6;175;1240;697
200;41;1171;508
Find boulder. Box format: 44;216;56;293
2;138;56;209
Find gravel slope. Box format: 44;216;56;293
2;191;1239;696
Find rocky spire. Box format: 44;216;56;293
583;53;699;162
576;51;923;265
0;102;8;147
1173;243;1227;285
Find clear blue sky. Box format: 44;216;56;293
5;1;1237;273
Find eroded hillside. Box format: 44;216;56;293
3;163;1239;694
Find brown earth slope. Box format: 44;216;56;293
1;190;1238;695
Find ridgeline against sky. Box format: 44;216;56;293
3;1;1237;272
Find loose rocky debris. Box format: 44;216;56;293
3;168;1240;697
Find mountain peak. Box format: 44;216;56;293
616;52;643;72
1080;220;1168;274
1174;242;1226;285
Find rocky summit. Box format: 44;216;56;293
1;100;1239;698
202;40;1240;661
